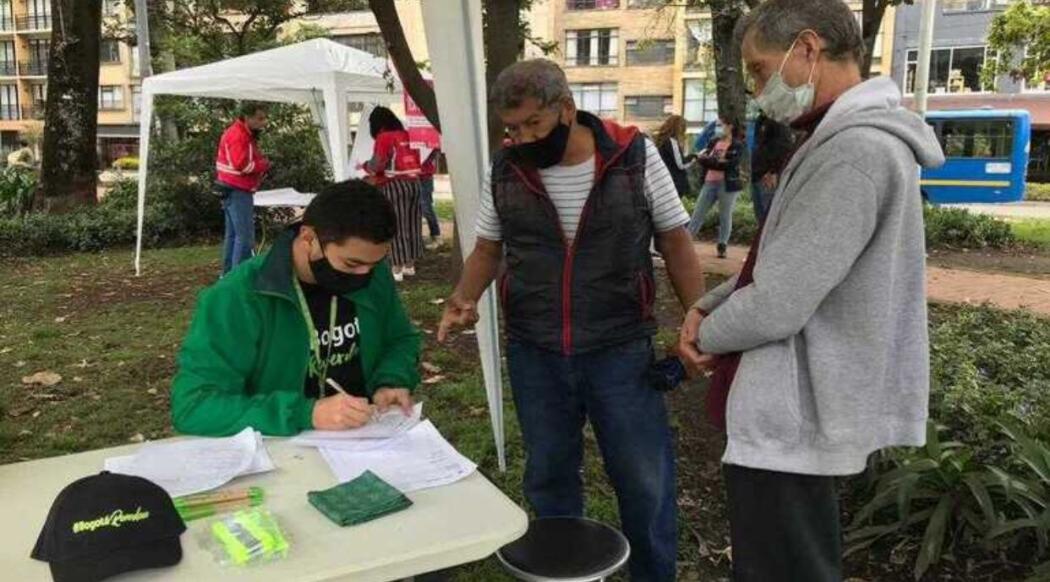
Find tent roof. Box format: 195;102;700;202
142;38;401;104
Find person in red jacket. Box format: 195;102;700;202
216;103;271;275
362;106;422;282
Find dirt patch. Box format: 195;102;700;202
928;247;1050;279
60;261;219;316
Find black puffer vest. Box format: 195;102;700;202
492;111;656;355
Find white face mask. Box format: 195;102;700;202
755;36;817;125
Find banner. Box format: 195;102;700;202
403;80;442;152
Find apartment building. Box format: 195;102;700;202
533;0;894;139
0;0;141;165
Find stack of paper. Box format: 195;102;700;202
104;428;275;497
316;421;477;493
291;403;424;447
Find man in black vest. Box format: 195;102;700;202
438;59;703;581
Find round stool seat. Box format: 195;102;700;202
497;517;631;582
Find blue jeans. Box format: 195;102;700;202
507;338;677;582
750;180;775;224
221;189;255;275
419;177;440;238
687;181;740;245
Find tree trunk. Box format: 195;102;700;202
710;0;746;129
37;0;102;210
860;0;888;79
369;0;441;131
483;0;521;153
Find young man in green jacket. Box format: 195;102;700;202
171;180;422;437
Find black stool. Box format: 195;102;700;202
496;517;630;582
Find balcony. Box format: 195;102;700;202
567;0;619;9
0;61;15;76
16;13;50;31
0;103;19;120
0;16;14;33
19;58;47;76
21;103;43;120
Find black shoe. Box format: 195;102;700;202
717;243;727;259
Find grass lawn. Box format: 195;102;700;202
2;242;1049;580
1012;218;1050;248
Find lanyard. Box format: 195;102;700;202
293;276;338;399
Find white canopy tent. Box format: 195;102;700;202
421;0;505;471
134;38;402;275
134;29;507;470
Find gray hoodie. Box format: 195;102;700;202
695;77;945;476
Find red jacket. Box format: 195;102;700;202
216;118;271;192
365;130;421;186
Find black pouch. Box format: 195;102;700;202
212;181;233;199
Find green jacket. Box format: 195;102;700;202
171;229;421;437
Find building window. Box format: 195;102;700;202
570;82;618;118
685;0;705;12
627;0;662;7
0;1;13;32
625;95;672;119
625;39;674;66
102;0;122;15
939;119;1013;159
941;0;1011;12
0;83;18;120
683;78;719;125
684;20;711;70
566;29;618;66
906;46;994;95
567;0;619;9
0;41;14;76
99;86;124;111
22;0;50;29
332;33;387;59
100;40;121;64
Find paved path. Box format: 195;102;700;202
945;201;1050;221
693;242;1050;316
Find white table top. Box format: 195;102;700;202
254;188;316;208
0;438;527;582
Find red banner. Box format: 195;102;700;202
403;80;441;151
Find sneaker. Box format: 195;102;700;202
717;244;727;259
393;268;404;282
403;265;416;277
426;237;443;251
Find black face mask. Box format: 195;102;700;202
511;118;571;169
309;247;373;295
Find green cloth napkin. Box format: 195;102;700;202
308;471;413;527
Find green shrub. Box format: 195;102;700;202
684;193;759;245
0;167;37;218
928;304;1050;454
1027;182;1050;202
924;205;1016;250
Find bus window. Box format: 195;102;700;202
939;119;1013;159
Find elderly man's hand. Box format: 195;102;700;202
677;307;717;377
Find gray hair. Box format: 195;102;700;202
490;59;572;112
740;0;865;64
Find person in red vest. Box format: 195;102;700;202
362;106;422;282
216;103;271;275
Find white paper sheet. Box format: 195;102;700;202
104;428;273;497
318;420;476;493
291;403;423;448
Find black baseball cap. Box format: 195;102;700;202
31;471;186;582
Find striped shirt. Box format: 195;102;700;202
476;139;689;242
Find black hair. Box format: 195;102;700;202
238;101;268;119
368;106;405;139
18;139;28;147
302;180;397;245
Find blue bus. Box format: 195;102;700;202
921;109;1031;204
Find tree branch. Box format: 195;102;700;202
368;0;441;131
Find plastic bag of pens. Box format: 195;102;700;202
199;507;291;567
